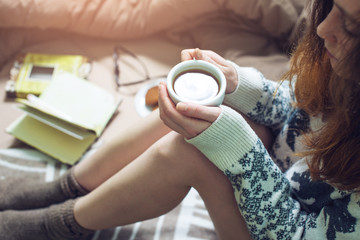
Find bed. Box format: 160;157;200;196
0;0;306;239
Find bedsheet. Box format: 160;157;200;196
0;0;307;239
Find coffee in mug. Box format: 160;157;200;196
167;60;226;106
173;70;219;102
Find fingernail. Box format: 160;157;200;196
176;102;188;111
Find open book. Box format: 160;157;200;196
6;73;122;165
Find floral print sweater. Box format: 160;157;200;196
186;65;360;239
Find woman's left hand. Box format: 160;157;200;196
158;81;221;139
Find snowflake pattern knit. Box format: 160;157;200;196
186;65;360;239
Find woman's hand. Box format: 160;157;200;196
158;81;221;139
181;48;238;93
158;48;236;139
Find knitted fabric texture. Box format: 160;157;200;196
187;65;360;239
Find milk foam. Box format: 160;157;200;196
174;72;218;101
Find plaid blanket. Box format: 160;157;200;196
0;148;218;240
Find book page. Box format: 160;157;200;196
6;115;96;165
18;105;93;140
23;73;121;135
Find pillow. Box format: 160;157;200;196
225;0;304;38
0;0;305;40
0;0;219;39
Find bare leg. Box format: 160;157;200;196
75;108;272;192
71;109;269;239
0;132;252;240
74;109;171;191
74;132;252;240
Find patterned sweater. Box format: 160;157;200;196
186;65;360;239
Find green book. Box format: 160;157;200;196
6;73;122;165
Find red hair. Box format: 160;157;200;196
283;0;360;190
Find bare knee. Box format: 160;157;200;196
151;132;231;189
151;132;184;162
149;132;217;184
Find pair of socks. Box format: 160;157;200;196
0;199;94;240
0;167;88;210
0;168;94;239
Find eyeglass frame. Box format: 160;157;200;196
112;45;166;87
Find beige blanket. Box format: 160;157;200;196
0;0;306;239
0;0;302;38
0;0;305;69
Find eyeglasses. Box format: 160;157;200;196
113;45;166;87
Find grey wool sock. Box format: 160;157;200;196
0;199;94;240
0;167;89;210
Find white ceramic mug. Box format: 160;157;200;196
166;60;226;106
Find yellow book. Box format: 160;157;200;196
6;73;122;165
6;53;90;98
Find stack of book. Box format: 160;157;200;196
6;72;121;165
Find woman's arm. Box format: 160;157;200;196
187;105;360;239
224;64;293;135
159;49;360;239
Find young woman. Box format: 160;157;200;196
1;0;359;239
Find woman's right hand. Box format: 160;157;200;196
158;81;221;139
181;48;238;94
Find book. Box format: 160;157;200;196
5;53;91;98
6;73;122;165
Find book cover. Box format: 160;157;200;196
6;53;91;98
6;73;122;165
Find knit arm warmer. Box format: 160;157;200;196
224;64;293;133
186;105;258;170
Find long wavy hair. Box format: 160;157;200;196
283;0;360;190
